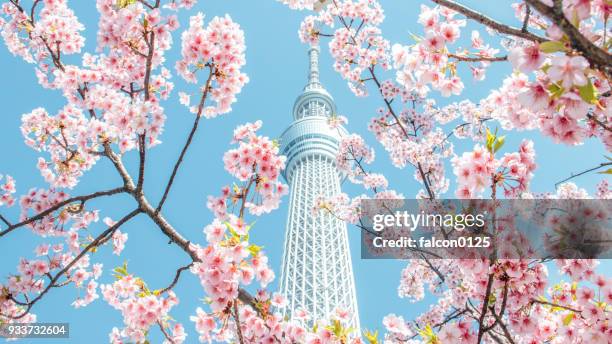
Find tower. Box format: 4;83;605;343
279;46;360;332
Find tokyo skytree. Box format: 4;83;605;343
279;46;360;332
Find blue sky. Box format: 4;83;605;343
0;0;609;343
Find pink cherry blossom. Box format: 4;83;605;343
0;174;16;207
508;44;545;73
176;13;248;117
547;55;589;89
112;229;128;256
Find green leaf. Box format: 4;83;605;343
597;168;612;175
494;135;505;153
548;83;565;99
224;221;239;239
563;313;574;326
488;293;497;306
116;0;137;9
247;244;263;256
485;128;495;154
539;41;566;53
418;324;435;340
272;139;281;149
485;127;505;154
578;79;598;104
363;329;379;344
334;322;343;337
113;261;129;277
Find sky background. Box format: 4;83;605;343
0;0;609;343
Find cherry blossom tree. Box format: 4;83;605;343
0;0;610;343
283;0;611;343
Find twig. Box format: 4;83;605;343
430;0;546;42
530;299;582;313
0;214;11;227
444;117;492;142
587;113;612;132
488;307;516;344
136;0;155;10
157;320;176;344
156;68;214;213
554;161;612;188
29;0;41;24
0;187;126;238
476;273;495;344
233;301;246;344
158;263;193;294
483;280;509;333
136;133;146;194
409;308;470;339
521;3;531;32
448;53;508;62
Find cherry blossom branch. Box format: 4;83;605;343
232;302;246;344
29;0;41;24
0;186;126;238
4;208;141;319
8;1;100;121
525;0;612;77
137;0;156;10
143;32;156;102
104;146;137;191
158;263;193;295
554;161;612;188
521;3;531;33
429;0;546;43
433;308;469;329
97;112;261;313
587;113;612;132
0;214;12;227
443;117;492;143
326;1;437;198
487;309;516;344
156;67;214;213
476;273;494;344
530;299;582;313
157;320;176;344
7;0;24;14
447;53;507;62
483;280;510;333
136;27;159;194
409;307;470;340
367;66;436;199
420;255;446;281
137;133;146;193
105;135;261;313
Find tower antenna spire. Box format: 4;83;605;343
305;45;322;90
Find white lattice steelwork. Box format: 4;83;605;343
279;47;360;332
